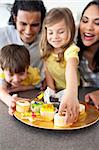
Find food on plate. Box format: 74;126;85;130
31;101;43;113
20;112;42;122
54;103;86;127
16;100;30;113
33;92;44;101
79;103;86;115
54;113;72;127
40;104;55;121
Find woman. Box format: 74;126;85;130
77;0;99;109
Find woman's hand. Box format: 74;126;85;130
85;90;99;109
58;93;79;124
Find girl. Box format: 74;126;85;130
40;8;80;124
77;0;99;109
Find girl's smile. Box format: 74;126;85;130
47;19;69;49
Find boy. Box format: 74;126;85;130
0;44;41;115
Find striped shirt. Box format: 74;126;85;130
79;56;99;87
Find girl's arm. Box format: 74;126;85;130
44;63;55;91
59;57;79;124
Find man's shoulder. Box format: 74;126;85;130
0;25;19;49
0;25;15;32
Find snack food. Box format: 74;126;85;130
54;113;66;127
40;104;55;121
79;103;85;115
54;103;86;127
16;100;30;113
31;101;43;113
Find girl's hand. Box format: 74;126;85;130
58;94;79;124
85;90;99;110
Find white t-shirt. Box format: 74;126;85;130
0;25;43;72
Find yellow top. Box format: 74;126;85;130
21;66;41;86
46;43;80;89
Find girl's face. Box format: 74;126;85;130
15;10;41;44
4;69;28;87
47;19;69;49
80;5;99;47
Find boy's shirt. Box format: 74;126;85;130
0;66;41;88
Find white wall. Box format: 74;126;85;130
0;0;92;27
43;0;91;24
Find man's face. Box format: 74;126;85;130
15;10;41;44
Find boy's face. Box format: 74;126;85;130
15;10;41;44
4;69;28;87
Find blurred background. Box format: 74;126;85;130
0;0;92;27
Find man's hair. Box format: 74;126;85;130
8;0;46;28
0;44;30;73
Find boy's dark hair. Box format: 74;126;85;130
77;0;99;72
0;44;30;73
8;0;46;29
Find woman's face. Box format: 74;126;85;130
80;5;99;47
15;10;41;44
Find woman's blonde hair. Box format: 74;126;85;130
40;7;75;61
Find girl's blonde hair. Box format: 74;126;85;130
40;7;76;61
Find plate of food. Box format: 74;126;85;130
14;96;99;130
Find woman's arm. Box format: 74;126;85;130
59;57;79;124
